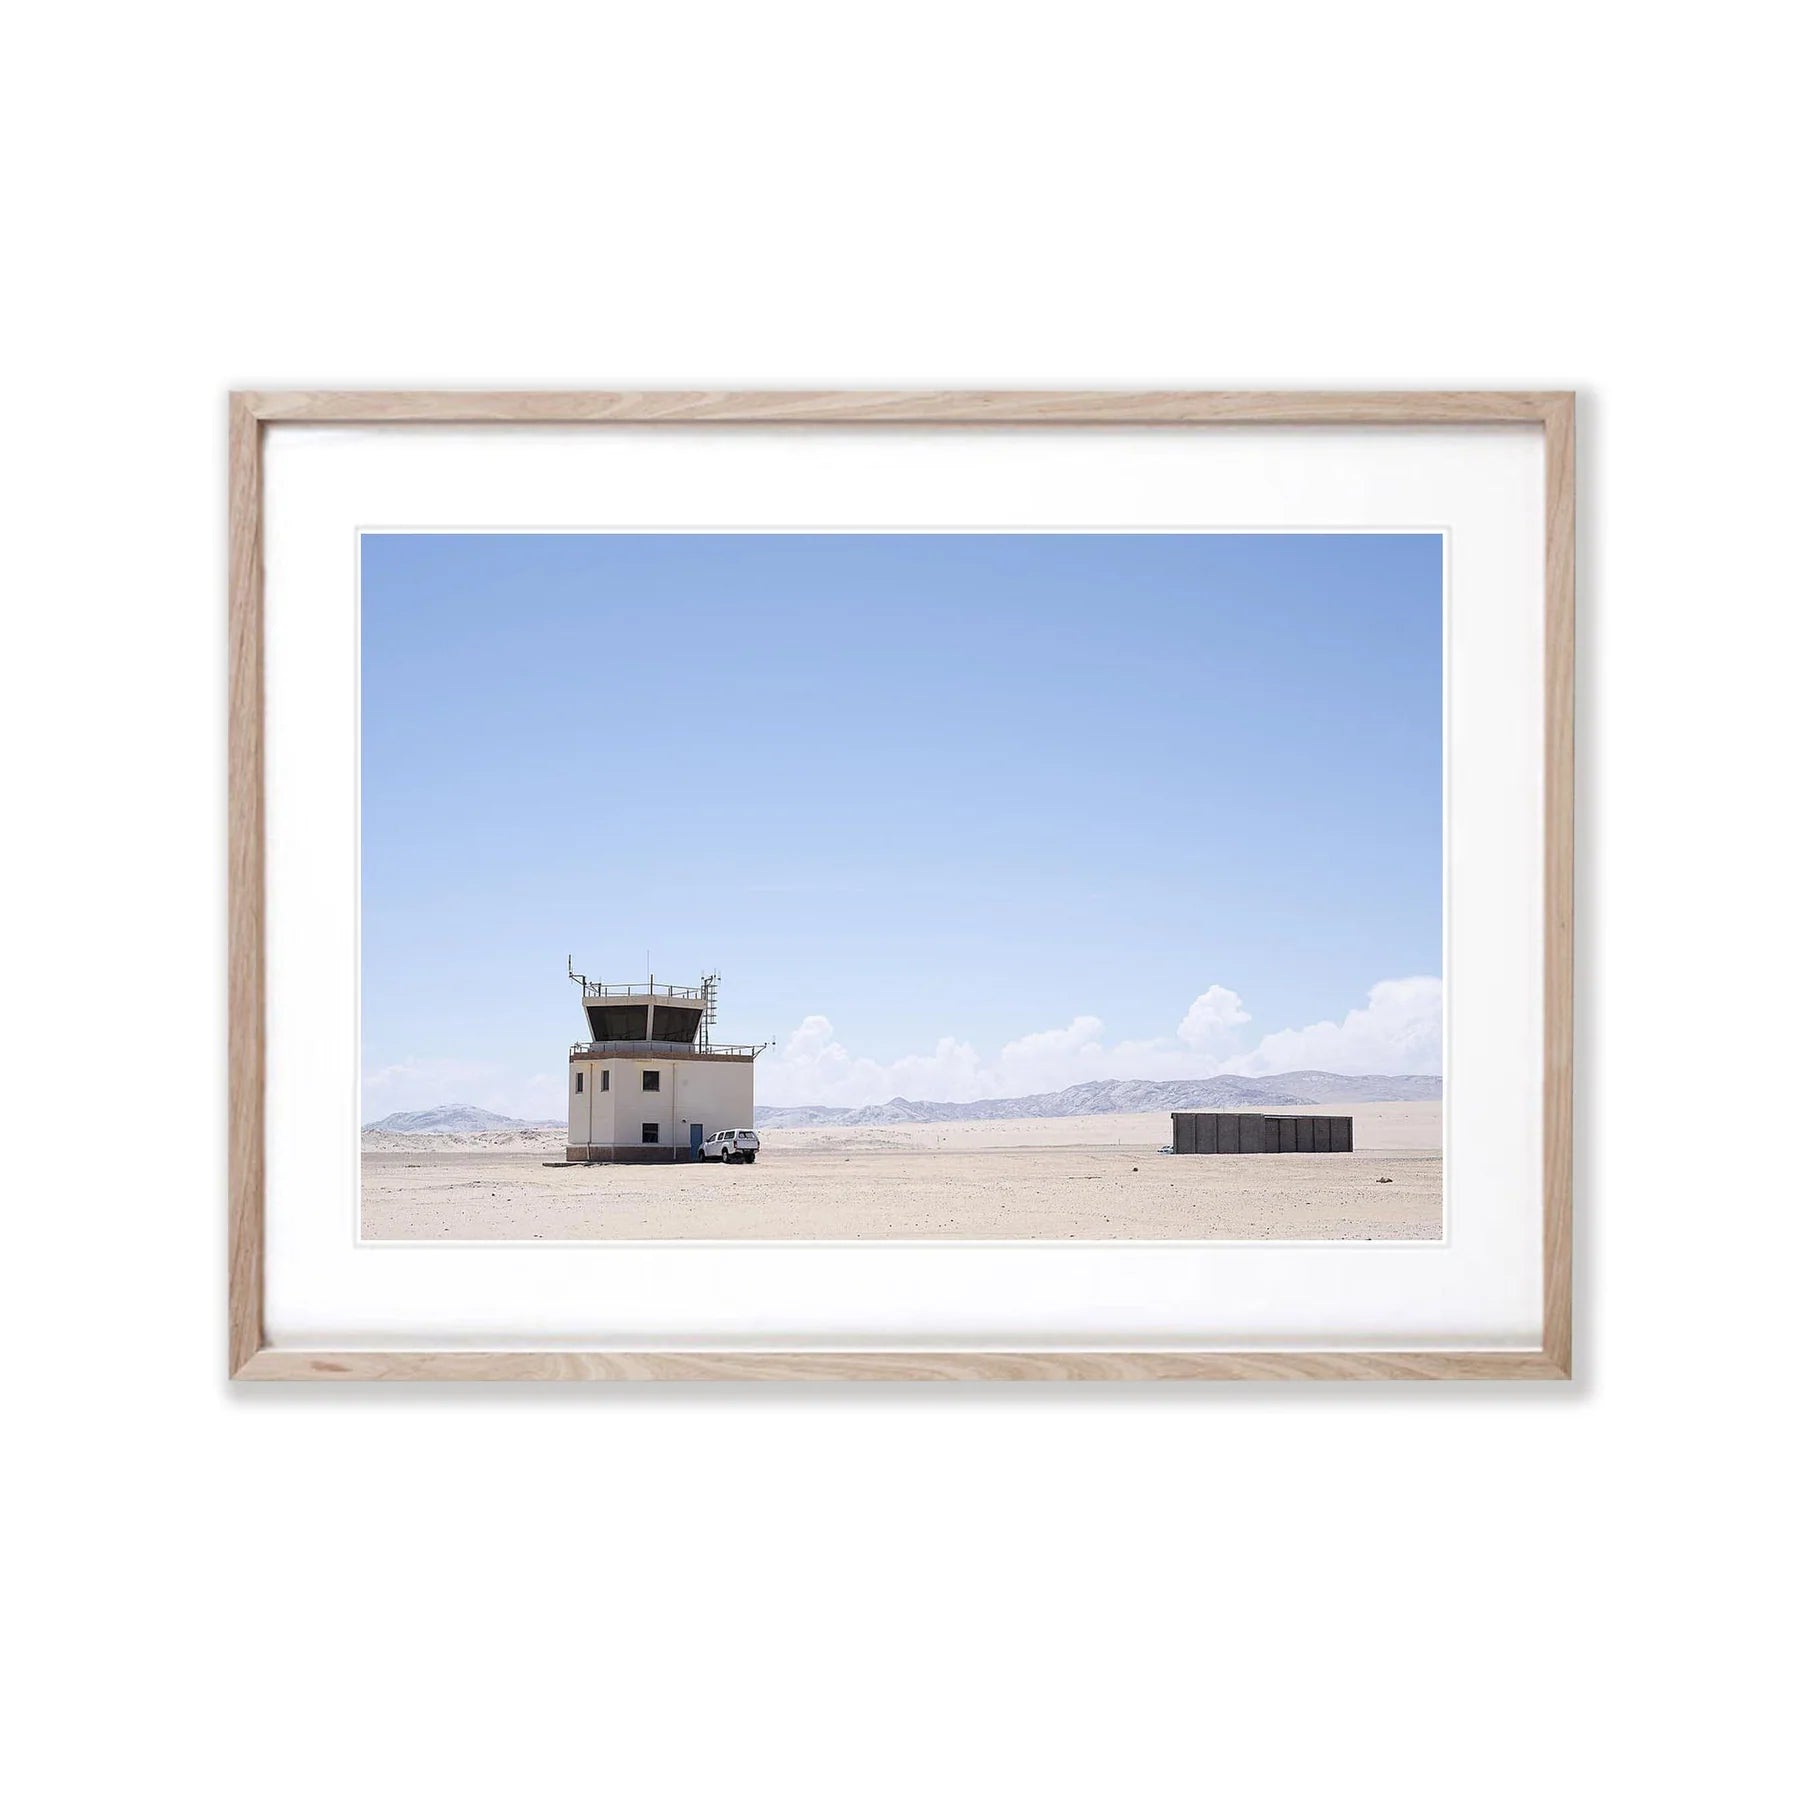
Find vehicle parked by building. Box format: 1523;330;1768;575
700;1128;759;1164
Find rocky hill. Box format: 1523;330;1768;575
363;1104;561;1134
366;1072;1441;1135
754;1071;1440;1129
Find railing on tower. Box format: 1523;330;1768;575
573;978;707;1002
565;959;761;1059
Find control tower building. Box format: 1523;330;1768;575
564;961;764;1162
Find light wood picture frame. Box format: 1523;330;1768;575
228;390;1573;1381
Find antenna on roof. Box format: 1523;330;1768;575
701;971;720;1051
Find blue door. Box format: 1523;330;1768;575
690;1123;704;1158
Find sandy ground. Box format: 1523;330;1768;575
360;1103;1441;1241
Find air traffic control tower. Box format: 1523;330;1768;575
564;961;764;1162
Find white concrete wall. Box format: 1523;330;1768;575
566;1060;617;1147
672;1058;756;1148
611;1060;673;1149
567;1063;587;1145
569;1056;754;1151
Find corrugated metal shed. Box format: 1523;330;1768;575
1170;1111;1353;1153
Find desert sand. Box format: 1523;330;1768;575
360;1102;1441;1241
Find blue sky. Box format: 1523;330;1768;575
361;533;1442;1118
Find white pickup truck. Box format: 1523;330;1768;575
699;1128;759;1164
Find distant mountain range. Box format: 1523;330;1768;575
753;1071;1441;1129
364;1104;561;1134
365;1072;1440;1135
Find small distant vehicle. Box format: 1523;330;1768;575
700;1128;760;1164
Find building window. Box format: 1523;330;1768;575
601;1070;610;1092
642;1123;660;1144
642;1070;661;1092
574;1072;583;1095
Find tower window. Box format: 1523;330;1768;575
601;1069;610;1092
642;1123;660;1144
642;1070;661;1092
574;1072;584;1094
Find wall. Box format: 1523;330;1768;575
571;1056;754;1148
567;1060;616;1147
567;1060;586;1142
611;1059;675;1147
6;6;1794;1799
673;1058;757;1142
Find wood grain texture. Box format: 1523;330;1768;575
226;389;1576;1382
240;389;1566;426
1542;394;1576;1377
227;394;265;1377
236;1349;1569;1382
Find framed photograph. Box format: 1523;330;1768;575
229;391;1572;1380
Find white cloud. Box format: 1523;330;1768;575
766;1013;989;1108
1224;976;1443;1079
758;978;1441;1108
361;1057;565;1122
1176;984;1252;1049
375;979;1443;1118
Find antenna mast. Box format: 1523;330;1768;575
702;971;720;1052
